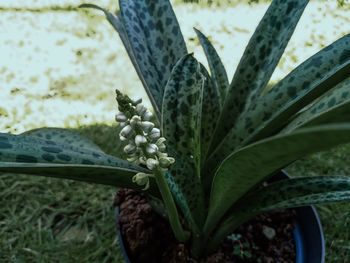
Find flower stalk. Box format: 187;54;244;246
115;89;190;243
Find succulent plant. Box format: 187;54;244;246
2;0;350;259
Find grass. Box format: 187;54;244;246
1;123;350;262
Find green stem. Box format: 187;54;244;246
154;167;190;243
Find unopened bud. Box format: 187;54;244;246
159;157;175;168
132;172;150;190
136;104;147;116
131;98;142;106
124;144;136;154
135;135;147;146
149;128;160;140
120;125;133;139
140;121;155;133
115;112;127;122
142;110;153;121
146;143;158;155
146;158;159;170
130;115;141;128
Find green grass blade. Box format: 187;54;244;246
118;0;187;116
194;28;229;105
199;65;222;167
162;54;206;229
207;176;350;252
204;124;350;235
21;127;103;152
282;77;350;133
210;0;309;152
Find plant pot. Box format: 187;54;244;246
115;170;325;263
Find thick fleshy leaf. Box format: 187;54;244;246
162;54;206;229
204;124;350;234
194;28;229;106
206;34;350;172
210;0;309;152
206;176;350;252
0;162;158;193
0;133;160;193
282;77;350;133
119;0;187;115
165;147;205;232
79;4;161;121
162;54;204;175
21;127;102;152
199;65;222;167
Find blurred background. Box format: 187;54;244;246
1;1;350;262
1;0;349;133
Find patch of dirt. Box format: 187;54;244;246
114;189;296;263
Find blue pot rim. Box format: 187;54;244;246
115;170;325;263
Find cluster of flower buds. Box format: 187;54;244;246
115;89;175;190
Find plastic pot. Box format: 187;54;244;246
115;170;325;263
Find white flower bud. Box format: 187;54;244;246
130;115;141;128
115;112;128;122
146;158;159;170
149;128;160;140
132;172;150;190
142;110;153;121
140;121;155;133
146;143;158;155
119;135;128;141
135;135;147;146
120;122;127;128
136;104;147;116
124;144;136;154
157;152;168;158
131;98;142;106
120;125;133;139
159;157;175;168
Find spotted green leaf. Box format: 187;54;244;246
162;54;206;229
199;65;222;167
210;0;309;152
207;176;350;252
21;127;102;152
204;124;350;235
162;54;204;176
194;28;229;106
79;4;162;121
118;0;187;117
0;133;160;193
206;34;350;172
282;77;350;133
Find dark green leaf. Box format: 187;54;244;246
210;0;309;152
194;28;228;105
282;77;350;132
21;127;102;152
199;65;222;167
79;4;162;122
162;54;206;229
119;0;187;116
0;133;159;193
207;176;350;252
206;34;350;170
204;124;350;234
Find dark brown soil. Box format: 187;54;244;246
114;189;296;263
